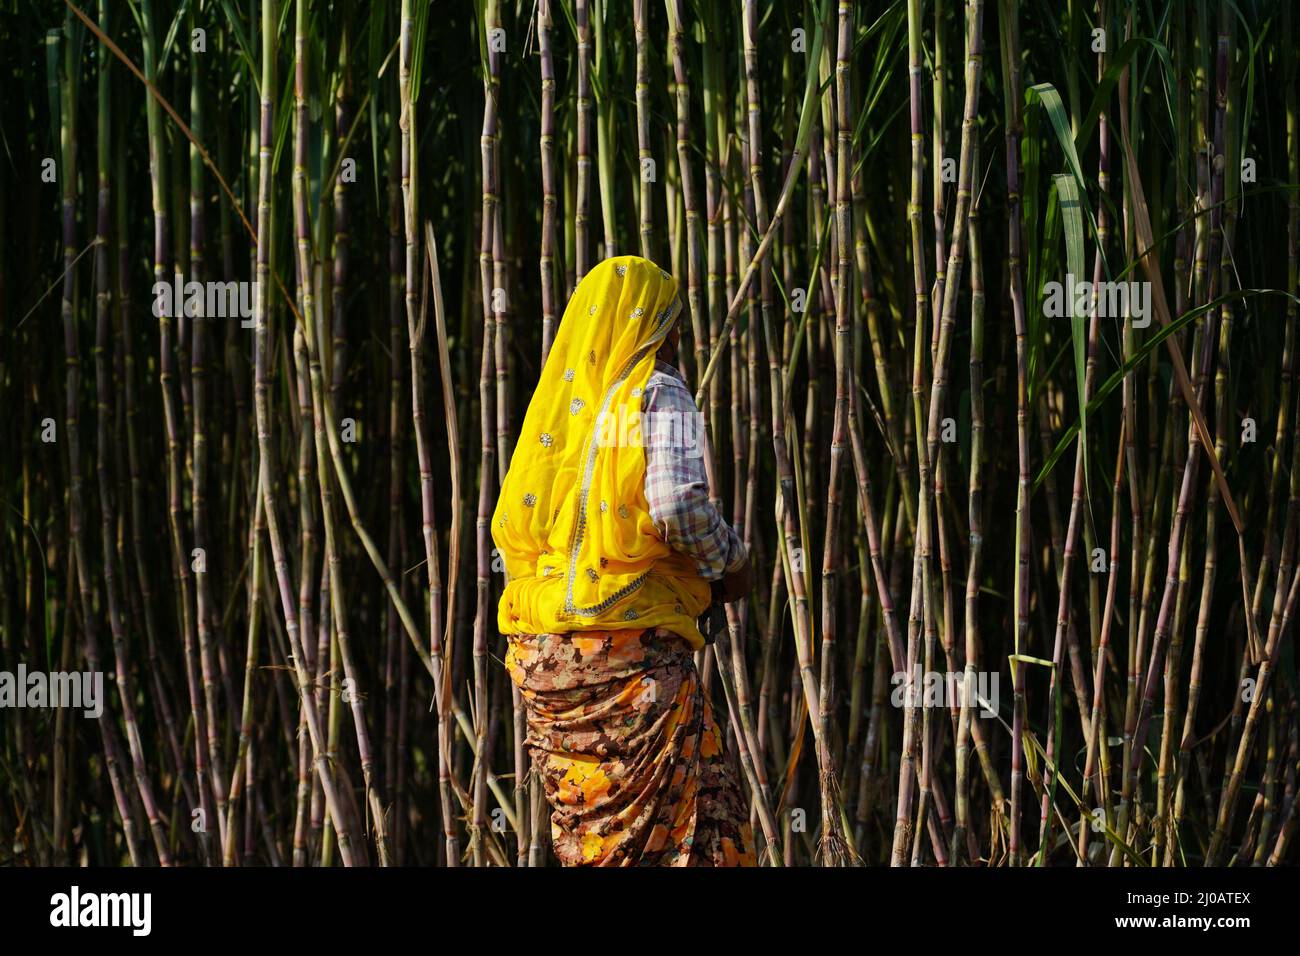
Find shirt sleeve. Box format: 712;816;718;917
641;371;746;580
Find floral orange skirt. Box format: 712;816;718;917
504;627;756;866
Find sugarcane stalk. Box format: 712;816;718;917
539;0;558;362
89;2;173;865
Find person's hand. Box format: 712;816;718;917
713;553;753;605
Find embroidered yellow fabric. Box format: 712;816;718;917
491;256;711;649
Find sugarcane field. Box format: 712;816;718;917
1;0;1299;927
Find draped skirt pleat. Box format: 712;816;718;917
504;627;756;867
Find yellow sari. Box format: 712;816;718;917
491;255;712;649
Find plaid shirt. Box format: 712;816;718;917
641;360;746;580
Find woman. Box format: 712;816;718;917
492;255;756;866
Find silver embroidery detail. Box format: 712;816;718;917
523;493;537;507
618;504;630;519
616;263;627;276
570;397;585;416
623;609;640;621
540;432;553;447
586;568;598;582
563;368;576;382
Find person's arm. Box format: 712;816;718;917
642;368;752;601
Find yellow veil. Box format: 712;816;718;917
492;255;712;649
